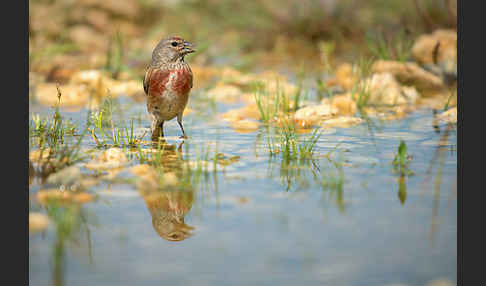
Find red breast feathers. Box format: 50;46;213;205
144;66;193;97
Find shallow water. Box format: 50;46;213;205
29;93;456;286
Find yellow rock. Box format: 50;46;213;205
70;69;111;99
372;60;445;92
29;212;49;234
322;116;363;128
412;29;457;74
360;73;419;105
239;104;261;120
207;84;243;103
294;104;336;126
438;107;457;124
330;94;357;116
221;108;245;123
232;119;260;133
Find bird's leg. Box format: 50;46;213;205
151;119;165;141
177;114;187;139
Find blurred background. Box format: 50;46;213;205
29;0;457;78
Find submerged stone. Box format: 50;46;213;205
321;116;363;128
232;119;260;133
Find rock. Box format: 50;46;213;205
221;109;245;123
70;69;112;99
221;104;261;123
372;60;445;92
438;107;457;124
71;69;106;86
46;165;83;187
294;104;336;126
329;94;357;116
239;104;261;120
29;212;49;234
412;29;457;77
85;148;128;170
207;84;243;103
34;83;90;107
360;73;419;105
232;119;260;133
322;116;363;128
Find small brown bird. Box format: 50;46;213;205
143;36;195;139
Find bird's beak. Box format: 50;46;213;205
182;41;195;54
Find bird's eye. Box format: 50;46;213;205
171;42;178;47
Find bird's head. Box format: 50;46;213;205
152;36;195;64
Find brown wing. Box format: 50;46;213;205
144;67;171;96
143;67;152;95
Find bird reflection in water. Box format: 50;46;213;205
137;139;195;241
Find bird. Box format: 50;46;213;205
136;141;195;241
143;36;195;140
